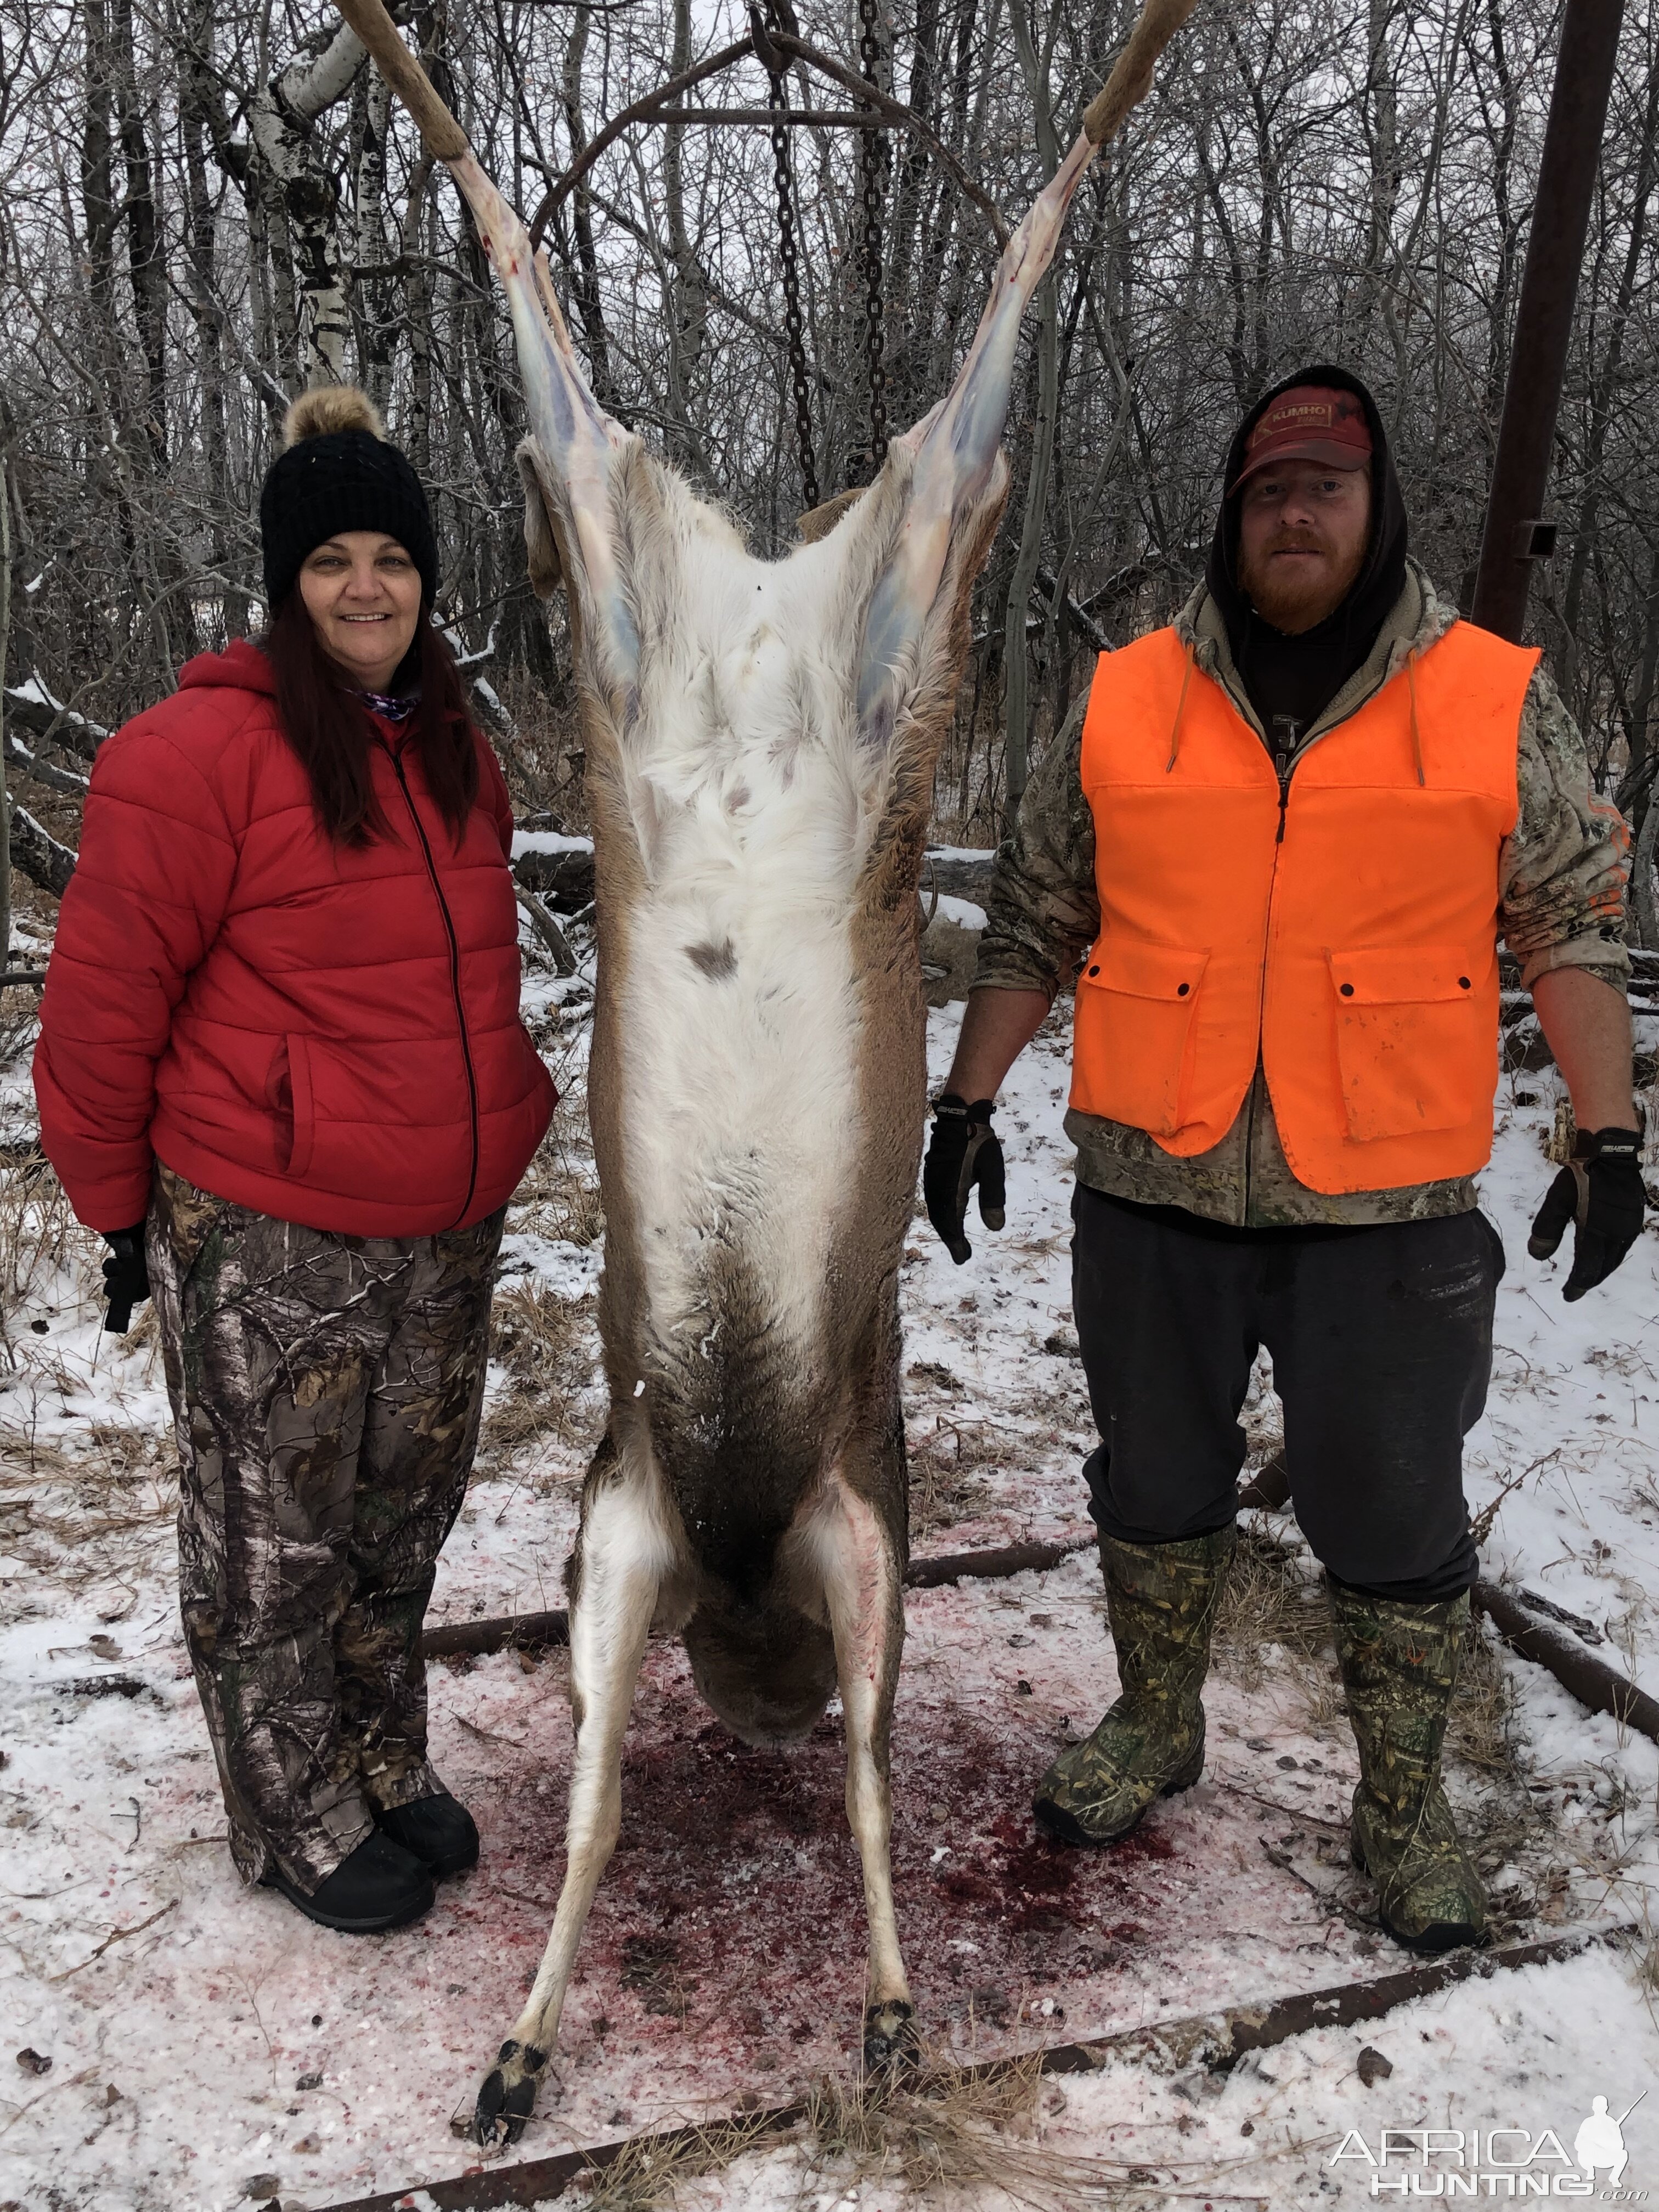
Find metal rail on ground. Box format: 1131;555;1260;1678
318;1921;1633;2212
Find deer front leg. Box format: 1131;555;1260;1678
473;1443;670;2149
812;1472;914;2072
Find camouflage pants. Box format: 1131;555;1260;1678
148;1164;504;1893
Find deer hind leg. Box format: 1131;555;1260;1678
812;1471;915;2074
474;1434;671;2148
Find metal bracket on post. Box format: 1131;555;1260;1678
1514;521;1559;561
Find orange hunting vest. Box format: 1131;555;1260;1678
1070;620;1537;1194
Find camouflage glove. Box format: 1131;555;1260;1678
1528;1126;1646;1302
101;1224;150;1334
924;1094;1005;1265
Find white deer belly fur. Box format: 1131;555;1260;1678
611;515;884;1398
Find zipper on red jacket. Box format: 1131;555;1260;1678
386;742;481;1228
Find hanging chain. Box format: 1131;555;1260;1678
758;3;819;511
856;0;888;473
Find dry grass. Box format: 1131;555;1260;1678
576;2052;1288;2210
1213;1524;1330;1692
494;662;589;835
479;1277;601;1471
511;1136;605;1250
0;1411;173;1599
906;1410;1047;1537
575;2108;787;2210
0;1148;175;1610
798;2053;1294;2208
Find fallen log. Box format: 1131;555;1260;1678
7;730;91;797
513;885;578;976
1237;1455;1659;1744
317;1920;1632;2212
10;804;77;899
418;1533;1097;1660
510;840;594;911
4;680;108;763
921;847;996;901
904;1531;1094;1588
1472;1581;1659;1740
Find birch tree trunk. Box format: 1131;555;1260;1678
248;19;366;388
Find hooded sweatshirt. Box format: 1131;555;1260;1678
1204;364;1409;764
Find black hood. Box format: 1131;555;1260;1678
1204;364;1409;750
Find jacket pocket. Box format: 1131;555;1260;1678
1075;938;1210;1138
1328;947;1487;1142
266;1034;316;1180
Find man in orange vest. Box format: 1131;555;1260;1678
924;368;1643;1954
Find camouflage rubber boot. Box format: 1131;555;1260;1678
1032;1526;1234;1847
1329;1581;1487;1955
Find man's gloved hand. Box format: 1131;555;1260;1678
101;1224;150;1334
923;1093;1005;1265
1528;1125;1647;1302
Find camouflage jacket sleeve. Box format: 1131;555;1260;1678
1500;666;1630;992
973;693;1100;1001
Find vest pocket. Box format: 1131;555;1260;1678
1328;947;1487;1142
1075;938;1210;1137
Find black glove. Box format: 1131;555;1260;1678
101;1224;150;1334
923;1093;1005;1265
1528;1125;1646;1302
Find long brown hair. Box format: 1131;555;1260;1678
264;592;481;846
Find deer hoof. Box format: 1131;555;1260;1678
473;2038;548;2149
862;1999;918;2077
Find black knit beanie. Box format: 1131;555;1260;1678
259;386;439;610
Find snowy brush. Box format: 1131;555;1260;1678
331;0;1198;2151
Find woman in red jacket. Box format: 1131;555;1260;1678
36;388;555;1933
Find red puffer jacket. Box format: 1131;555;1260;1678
36;639;556;1235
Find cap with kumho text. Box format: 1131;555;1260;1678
1229;384;1373;493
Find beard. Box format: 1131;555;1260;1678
1238;531;1368;634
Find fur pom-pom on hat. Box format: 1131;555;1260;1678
260;383;438;610
283;384;386;448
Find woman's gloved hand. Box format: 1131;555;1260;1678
101;1224;151;1333
923;1094;1005;1265
1528;1126;1646;1301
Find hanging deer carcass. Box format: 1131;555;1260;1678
334;0;1196;2146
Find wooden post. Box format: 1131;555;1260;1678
1471;0;1627;642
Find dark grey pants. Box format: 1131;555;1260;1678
1071;1186;1502;1601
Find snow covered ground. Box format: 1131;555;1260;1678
2;945;1657;2210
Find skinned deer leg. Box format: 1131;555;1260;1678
473;1440;674;2149
857;0;1197;741
331;0;636;683
808;1471;913;2070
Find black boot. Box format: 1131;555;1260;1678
265;1830;433;1933
376;1790;479;1878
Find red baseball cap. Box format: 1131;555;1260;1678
1230;384;1373;493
